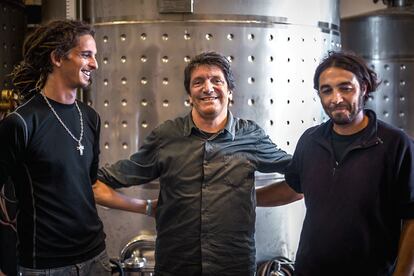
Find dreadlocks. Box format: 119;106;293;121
10;20;95;100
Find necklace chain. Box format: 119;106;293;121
41;91;84;156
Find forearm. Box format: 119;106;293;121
93;180;148;215
256;180;303;207
394;219;414;276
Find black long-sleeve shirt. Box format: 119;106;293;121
286;110;414;275
99;111;291;276
0;93;106;268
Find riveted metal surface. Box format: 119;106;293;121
342;6;414;137
0;0;25;90
83;0;340;263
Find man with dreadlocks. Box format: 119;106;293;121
0;20;110;275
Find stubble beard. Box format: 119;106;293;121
326;94;365;125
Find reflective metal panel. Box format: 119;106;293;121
84;0;340;263
341;5;414;137
0;0;25;90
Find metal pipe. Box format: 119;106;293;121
375;0;414;7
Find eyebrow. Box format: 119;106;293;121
320;81;353;88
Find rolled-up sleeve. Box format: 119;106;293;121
98;126;161;188
254;127;292;174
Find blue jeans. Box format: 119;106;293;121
17;250;112;276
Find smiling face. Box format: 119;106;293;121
189;64;232;125
54;34;98;90
318;67;366;126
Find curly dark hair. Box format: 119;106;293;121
184;52;235;95
313;51;381;103
10;20;95;100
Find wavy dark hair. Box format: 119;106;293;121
184;51;235;95
10;20;95;100
313;51;381;103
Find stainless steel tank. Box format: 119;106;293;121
341;0;414;137
83;0;340;264
0;0;25;90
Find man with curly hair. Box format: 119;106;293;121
0;20;110;275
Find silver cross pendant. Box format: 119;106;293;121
77;143;84;156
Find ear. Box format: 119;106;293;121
228;90;233;101
188;95;193;105
50;50;62;67
361;83;368;97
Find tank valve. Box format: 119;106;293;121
0;89;18;114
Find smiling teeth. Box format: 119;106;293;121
202;97;217;101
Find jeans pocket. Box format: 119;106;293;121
96;251;112;272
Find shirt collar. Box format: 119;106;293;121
183;111;236;140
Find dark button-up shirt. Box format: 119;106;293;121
98;111;291;276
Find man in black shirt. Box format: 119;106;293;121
257;52;414;275
0;20;110;275
93;51;302;276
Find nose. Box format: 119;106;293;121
331;89;343;104
203;80;214;93
89;56;98;70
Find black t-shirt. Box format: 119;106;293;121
0;93;106;268
331;127;367;162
